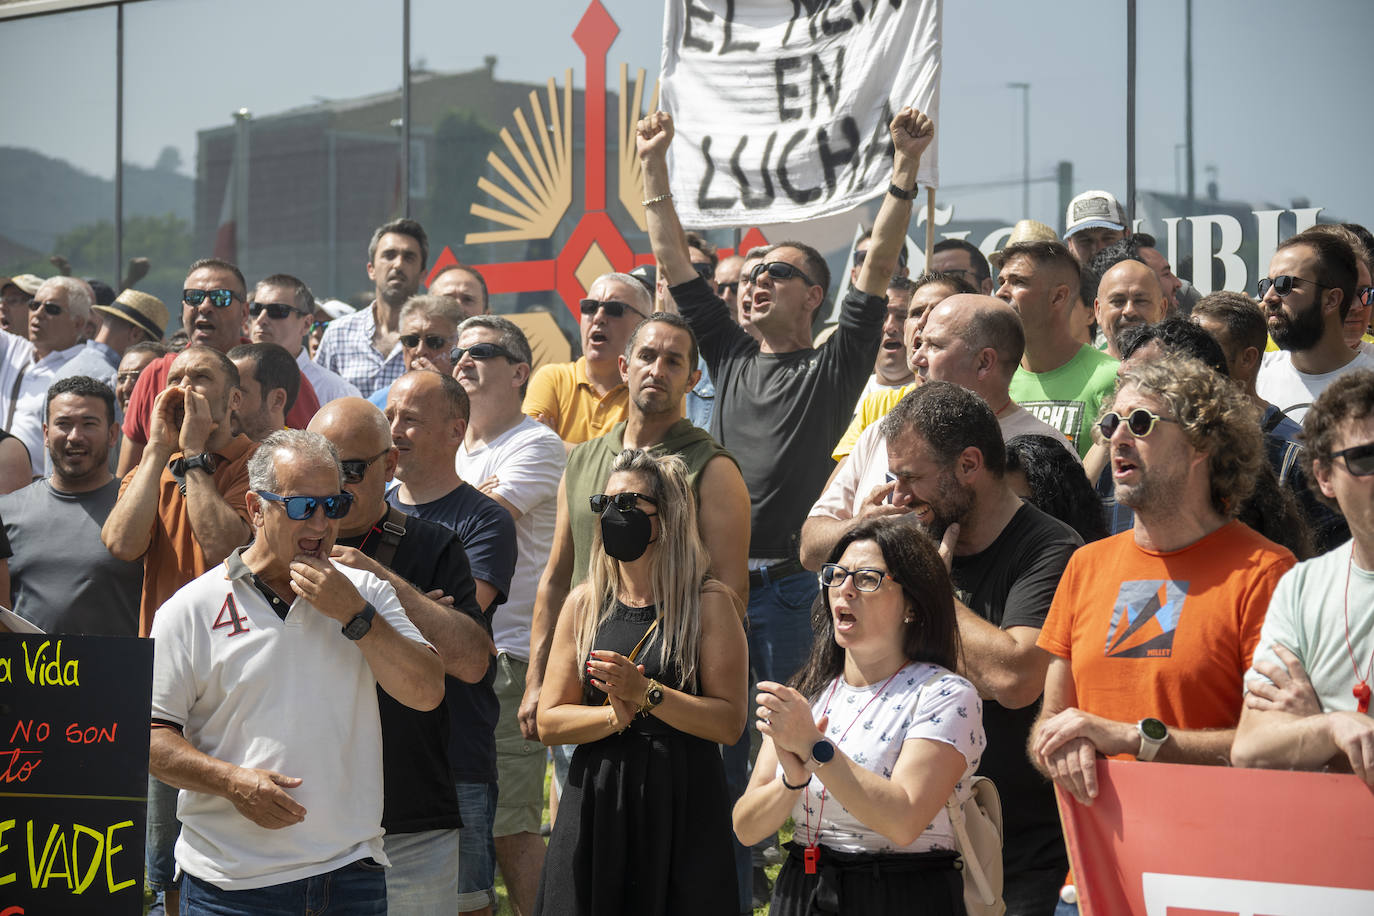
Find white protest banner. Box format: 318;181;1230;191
658;0;941;228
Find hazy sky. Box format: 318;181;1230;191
2;0;1371;232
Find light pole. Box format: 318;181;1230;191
1007;82;1030;218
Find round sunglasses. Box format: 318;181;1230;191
255;490;354;520
1099;408;1178;439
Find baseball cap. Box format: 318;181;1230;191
1064;190;1127;238
315;299;355;320
93;288;168;340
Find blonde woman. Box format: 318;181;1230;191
534;449;748;915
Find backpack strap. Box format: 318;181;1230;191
372;505;409;571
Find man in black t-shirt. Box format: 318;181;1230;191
310;397;494;916
638;106;936;910
882;381;1081;916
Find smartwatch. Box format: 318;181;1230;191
1136;717;1168;762
342;603;377;641
182;453;219;475
804;737;836;772
642;679;667;712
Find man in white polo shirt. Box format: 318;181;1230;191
148;429;444;914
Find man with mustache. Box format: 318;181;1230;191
1258;227;1374;422
115;258;320;477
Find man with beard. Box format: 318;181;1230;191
228;343;301;441
1094;258;1168;358
1258;228;1374;422
1031;355;1294;811
116;258;320;476
316;219;429;398
0;376;143;634
882;381;1082;916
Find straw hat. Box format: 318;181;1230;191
988;220;1060;270
93;288;168;340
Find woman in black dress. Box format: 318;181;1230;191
533;448;748;916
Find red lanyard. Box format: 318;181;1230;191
802;664;908;863
1341;551;1373;713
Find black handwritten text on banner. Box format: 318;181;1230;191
659;0;941;228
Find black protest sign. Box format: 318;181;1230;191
0;634;152;915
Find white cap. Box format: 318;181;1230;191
1064;190;1126;238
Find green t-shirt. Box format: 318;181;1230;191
1009;345;1120;458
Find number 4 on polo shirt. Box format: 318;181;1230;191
212;594;251;636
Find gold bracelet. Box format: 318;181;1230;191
642;192;672;207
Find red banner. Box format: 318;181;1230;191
1058;760;1374;915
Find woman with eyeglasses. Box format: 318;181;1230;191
533;448;748;916
733;517;985;916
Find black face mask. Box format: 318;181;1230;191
599;503;655;562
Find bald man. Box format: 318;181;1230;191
1095;259;1167;359
801;294;1074;570
309;397;493;914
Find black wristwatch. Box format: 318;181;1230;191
887;182;919;200
182;453;219;474
804;737;836;772
342;603;377;641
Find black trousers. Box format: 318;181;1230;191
769;841;966;916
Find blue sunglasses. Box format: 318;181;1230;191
255;490;354;520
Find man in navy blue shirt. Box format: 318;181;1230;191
385;369;516;916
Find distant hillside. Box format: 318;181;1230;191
0;146;193;254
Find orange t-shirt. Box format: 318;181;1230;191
120;434;256;636
1038;520;1295;750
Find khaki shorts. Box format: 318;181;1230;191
493;652;546;837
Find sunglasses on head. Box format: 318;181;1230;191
399;333;452;351
588;491;658;513
28;301;63;316
255;490;354;520
183;288;241;308
1330;441;1374;477
819;563;888;592
451;342;520;363
749;261;820;289
579;299;647;320
1258;275;1334;299
1098;407;1178;439
249;301;308;320
339;448;391;484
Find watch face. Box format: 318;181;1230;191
1141;718;1168;741
648;687;664;705
811;739;835;764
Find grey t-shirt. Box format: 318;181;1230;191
0;478;142;635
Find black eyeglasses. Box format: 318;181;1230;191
749;261;820;289
339;449;391;484
1330;441;1374;477
183;288;241;308
399;333;453;351
579;299;647;320
589;492;658;513
1358;286;1374;308
717;281;739;296
255;490;354;520
1258;275;1334;299
28;301;63;316
451;342;520;363
1099;408;1178;439
819;564;888;592
693;263;715;282
249;301;308;320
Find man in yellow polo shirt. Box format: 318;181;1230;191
523;271;649;446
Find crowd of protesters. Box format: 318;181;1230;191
0;105;1371;916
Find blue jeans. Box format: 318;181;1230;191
179;858;386;915
147;775;180;892
383;828;461;915
724;566;818;911
454;781;497;911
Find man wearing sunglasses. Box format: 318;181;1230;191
1257;228;1374;422
116;259;322;477
1234;370;1374;788
1032;355;1294;813
311;397;496;915
523;271;647;446
385;369;517;915
452;315;565;914
367;294;464;409
315;218;429;399
147;429;444;915
637;104;933;912
249;273;360;406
